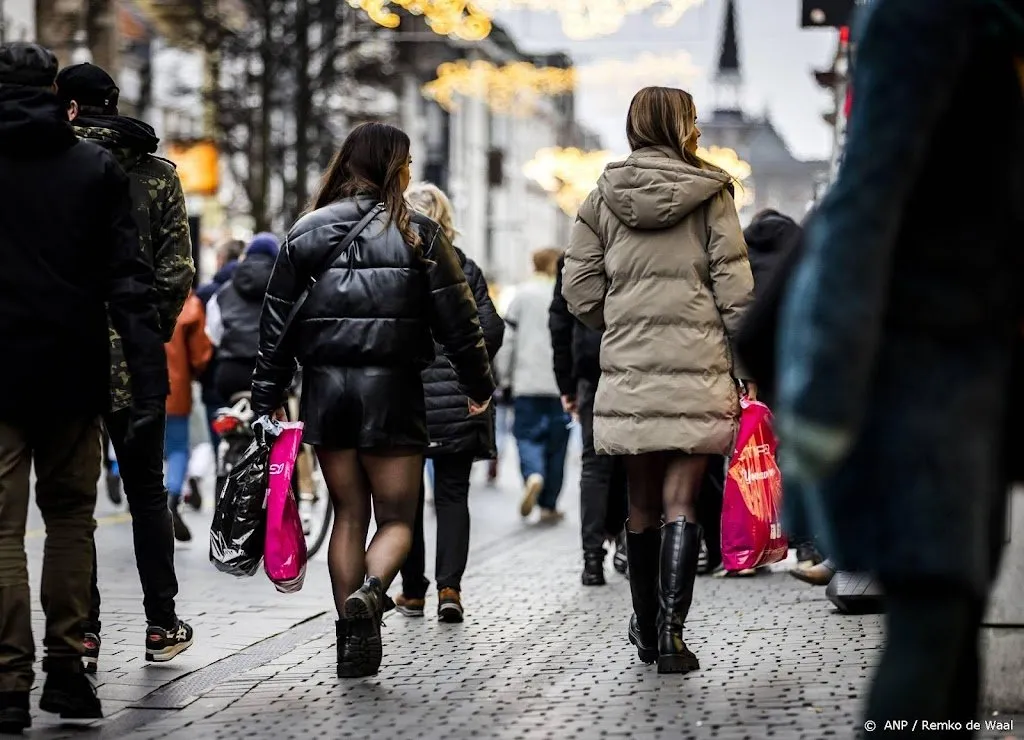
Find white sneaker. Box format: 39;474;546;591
520;474;543;517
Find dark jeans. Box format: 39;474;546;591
696;455;726;568
400;454;475;598
578;378;627;556
0;417;101;690
865;579;984;738
513;396;570;510
88;408;178;632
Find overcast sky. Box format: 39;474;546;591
496;0;838;160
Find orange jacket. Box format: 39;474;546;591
165;294;213;416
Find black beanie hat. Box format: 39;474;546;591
56;62;120;114
0;42;58;88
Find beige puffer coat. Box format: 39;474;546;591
563;146;754;456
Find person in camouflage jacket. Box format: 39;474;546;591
56;63;197;671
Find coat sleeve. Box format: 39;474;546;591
464;257;504;359
151;166;196;342
549;254;577;397
102;154;169;405
424;229;496;405
706;189;755;379
563;192;607;331
251;236;303;415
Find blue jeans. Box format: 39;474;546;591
164;415;190;503
513;396;570;511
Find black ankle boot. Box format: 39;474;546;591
340;578;385;677
335;620;350;677
581;552;606;586
625;526;660;665
657;518;701;674
0;691;30;733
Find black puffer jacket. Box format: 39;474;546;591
217;254;275;362
252;198;495;444
423;249;504;458
550;254;602;396
0;85;167;420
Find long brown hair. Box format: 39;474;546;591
311;121;421;250
626;86;722;174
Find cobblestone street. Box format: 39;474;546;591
19;459;1023;740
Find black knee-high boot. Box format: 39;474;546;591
625;525;661;664
657;518;701;674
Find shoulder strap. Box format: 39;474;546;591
275;203;384;350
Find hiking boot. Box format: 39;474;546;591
657;518;701;675
612;533;628;576
82;632;100;674
394;594;425;618
437;588;464;623
520;474;543;517
341;577;386;677
582;553;606;586
145;620;194;663
0;692;30;734
39;670;102;720
170;506;192;543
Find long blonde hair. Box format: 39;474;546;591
626;86;725;176
406;182;458;243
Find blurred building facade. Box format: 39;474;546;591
1;0;35;42
702;0;828;223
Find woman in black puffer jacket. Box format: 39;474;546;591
251;123;495;678
395;183;504;623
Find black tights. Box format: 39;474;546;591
316;448;422;616
623;453;708;532
866;579;984;738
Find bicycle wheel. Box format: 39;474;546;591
297;450;332;558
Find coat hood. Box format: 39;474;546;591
597;146;733;230
73;115;159;170
0;86;77;156
231;254;275;300
743;212;801;256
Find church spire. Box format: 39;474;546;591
713;0;743;112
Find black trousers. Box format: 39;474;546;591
400;453;475;598
578;378;628;556
88;408;178;631
696;455;726;569
865;579;984;738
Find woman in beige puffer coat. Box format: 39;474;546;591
563;86;754;676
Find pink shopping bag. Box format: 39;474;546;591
721;399;788;571
264;422;308;593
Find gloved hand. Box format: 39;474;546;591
125;397;164;447
252;414;283;447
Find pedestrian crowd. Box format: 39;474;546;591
1;1;1022;734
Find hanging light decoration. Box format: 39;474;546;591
347;0;492;41
352;0;705;41
422;59;576;114
422;53;698;116
524;146;754;216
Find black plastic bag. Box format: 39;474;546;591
210;439;270;577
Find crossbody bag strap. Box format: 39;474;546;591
274;203;384;354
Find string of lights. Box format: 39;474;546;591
350;0;705;40
524;145;754;216
422;53;699;116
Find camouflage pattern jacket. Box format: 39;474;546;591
74;117;195;412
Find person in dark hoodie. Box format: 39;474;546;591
394;183;504;623
56;62;197;676
550;253;628;586
0;43;168;728
742;209;825;575
205;234;280;401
